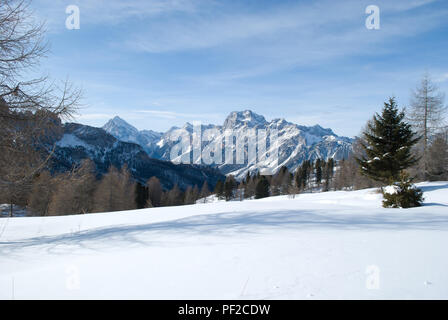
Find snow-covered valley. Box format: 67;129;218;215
1;182;448;299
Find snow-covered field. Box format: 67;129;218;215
1;182;448;299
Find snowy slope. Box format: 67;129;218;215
1;182;448;299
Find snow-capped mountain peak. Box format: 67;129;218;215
304;124;335;137
104;116;138;132
223;110;267;129
102;116;139;142
102;116;162;156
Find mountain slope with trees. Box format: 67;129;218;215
49;122;225;191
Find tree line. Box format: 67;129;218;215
212;158;349;201
21;150;376;215
22;161;213;216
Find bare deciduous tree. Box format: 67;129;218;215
163;184;183;206
407;73;447;179
0;0;81;215
147;176;163;207
199;181;210;203
47;159;97;216
93;165;136;213
28;170;55;216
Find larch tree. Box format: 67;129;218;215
147;176;163;207
199;181;211;203
93;165;136;213
408;74;447;179
164;184;183;206
184;185;197;205
48;159;97;215
28;170;55;216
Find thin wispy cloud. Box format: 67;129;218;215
136;110;224;121
120;0;447;85
32;0;202;31
124;0;442;53
28;0;448;136
75;113;115;121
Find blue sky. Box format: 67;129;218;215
30;0;448;137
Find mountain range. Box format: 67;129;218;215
103;110;353;179
48;122;224;190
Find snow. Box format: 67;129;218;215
383;185;399;195
324;135;336;142
1;182;448;299
56;134;91;149
156;139;165;148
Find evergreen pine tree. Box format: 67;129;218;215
244;172;251;185
323;163;330;192
382;172;423;208
224;175;237;201
214;180;225;199
255;176;270;199
135;183;148;209
199;181;211;203
357;97;420;183
244;175;256;199
294;166;303;191
278;166;291;195
327;159;334;180
315;159;322;186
